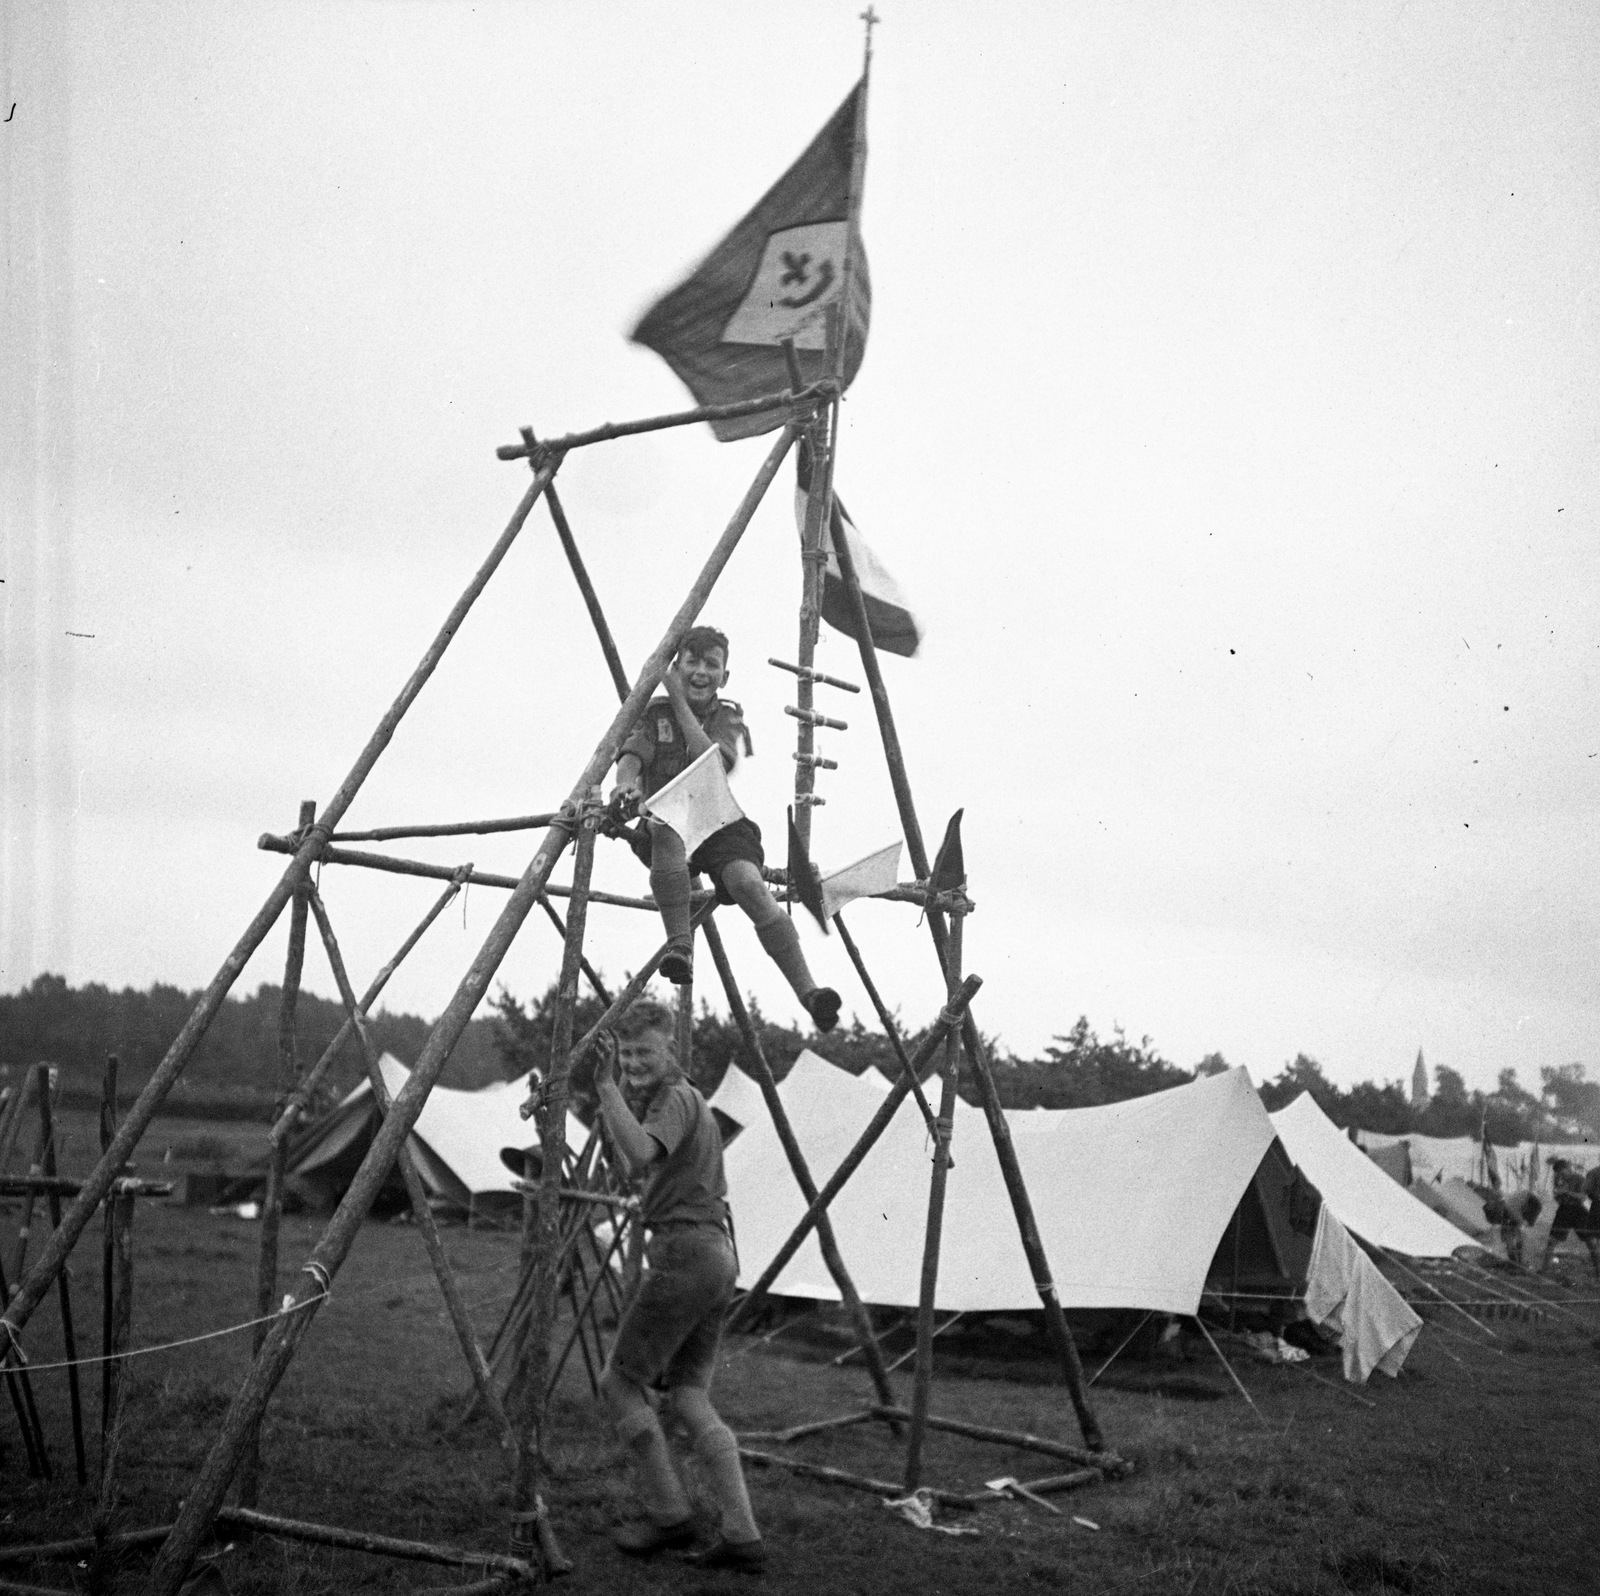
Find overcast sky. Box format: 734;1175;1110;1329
5;1;1598;1095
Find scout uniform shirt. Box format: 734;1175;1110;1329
618;695;753;801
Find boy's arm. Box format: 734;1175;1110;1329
611;751;645;802
662;666;742;773
593;1038;662;1176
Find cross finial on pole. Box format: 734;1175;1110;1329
860;6;879;62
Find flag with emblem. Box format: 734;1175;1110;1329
631;81;870;441
796;439;922;658
640;745;746;860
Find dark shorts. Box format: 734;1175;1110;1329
630;817;765;904
1549;1201;1589;1242
608;1222;737;1391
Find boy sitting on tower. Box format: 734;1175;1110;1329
610;624;840;1032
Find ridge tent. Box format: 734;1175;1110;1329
280;1053;585;1214
1268;1093;1483;1258
1358;1130;1596;1204
722;1056;1420;1378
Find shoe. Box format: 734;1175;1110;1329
803;987;841;1033
658;937;694;985
682;1536;766;1574
612;1517;697;1556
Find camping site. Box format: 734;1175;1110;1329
6;4;1600;1592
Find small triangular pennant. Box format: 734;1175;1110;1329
929;809;965;893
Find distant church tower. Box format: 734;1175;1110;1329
1411;1049;1429;1107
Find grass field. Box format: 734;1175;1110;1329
2;1114;1598;1594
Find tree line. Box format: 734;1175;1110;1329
3;972;1596;1142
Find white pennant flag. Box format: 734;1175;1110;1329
819;840;902;919
640;745;746;860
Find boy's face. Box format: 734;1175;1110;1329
616;1024;678;1095
674;643;728;710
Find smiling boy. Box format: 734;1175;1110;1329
611;624;839;1032
594;1000;764;1571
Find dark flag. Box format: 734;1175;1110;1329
631;83;870;441
796;439;922;658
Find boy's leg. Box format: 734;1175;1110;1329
719;859;841;1031
668;1386;761;1550
649;823;695;982
600;1364;694;1536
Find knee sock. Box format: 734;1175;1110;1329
694;1420;761;1544
616;1405;691;1525
756;914;815;1001
649;829;692;943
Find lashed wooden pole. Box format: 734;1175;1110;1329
509;798;597;1575
240;798;315;1507
35;1079;87;1483
700;916;897;1412
97;1191;134;1501
2;455;564;1344
149;421;801;1596
97;1055;118;1439
827;510;1106;1452
307;886;514;1450
903;915;963;1490
728;975;982;1331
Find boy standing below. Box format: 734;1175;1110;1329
610;624;840;1032
595;1001;764;1572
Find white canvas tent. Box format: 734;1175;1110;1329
1269;1094;1483;1258
282;1053;586;1212
726;1057;1365;1317
1358;1129;1597;1203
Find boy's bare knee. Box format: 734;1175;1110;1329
721;861;779;923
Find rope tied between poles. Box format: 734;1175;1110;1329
300;1261;332;1300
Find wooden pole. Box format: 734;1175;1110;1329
903;917;963;1490
728;975;983;1331
214;1505;536;1578
871;1406;1122;1472
522;425;631;702
2;455;564;1345
98;1191;135;1500
9;1065;55;1285
827;513;1106;1451
149;420;801;1596
700;915;898;1412
0;1245;46;1476
254;833;669;912
241;798;315;1508
306;887;514;1449
332;812;560;843
35;1079;87;1483
495;382;832;461
270;870;472;1145
509;799;597;1575
98;1055;118;1441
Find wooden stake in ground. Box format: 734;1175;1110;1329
148;421;803;1596
700;915;898;1412
36;1075;87;1483
98;1190;135;1502
241;797;315;1508
98;1055;119;1439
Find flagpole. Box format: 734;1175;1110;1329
791;29;873;854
